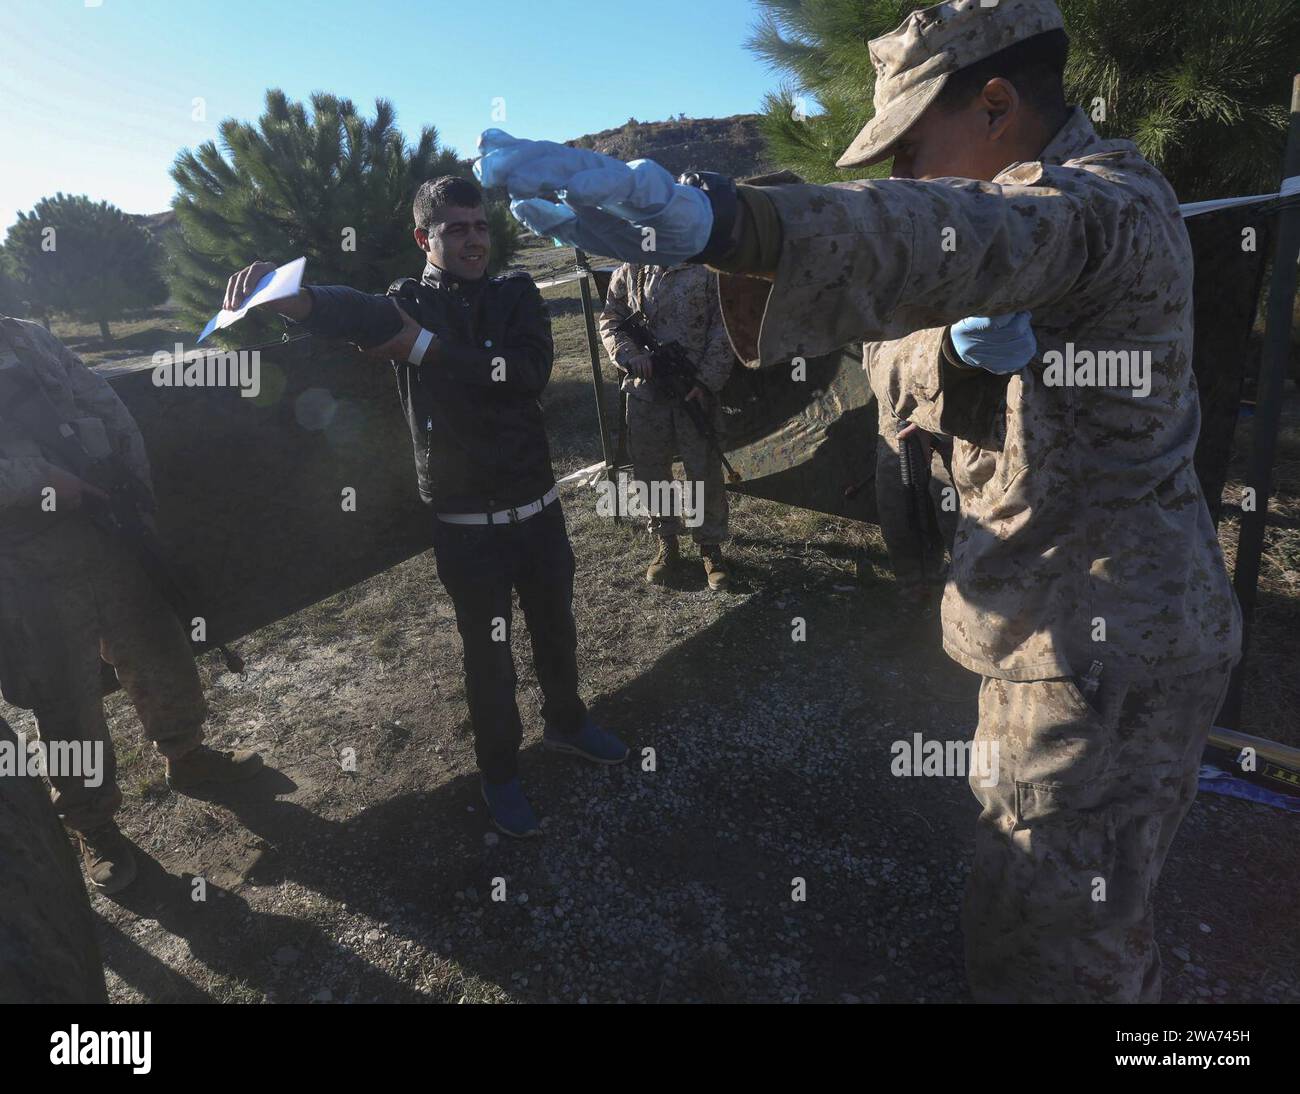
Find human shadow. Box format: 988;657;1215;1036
95;839;430;1004
162;584;977;1004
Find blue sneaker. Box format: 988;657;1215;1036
480;777;541;838
543;717;629;765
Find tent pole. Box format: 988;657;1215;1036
574;248;619;521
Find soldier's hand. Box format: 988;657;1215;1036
685;384;707;404
225;261;277;311
45;467;109;510
357;300;431;364
626;354;654;381
897;421;933;462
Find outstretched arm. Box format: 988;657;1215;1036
717;170;1150;365
225;263;424;361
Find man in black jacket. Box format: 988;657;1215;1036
225;176;626;838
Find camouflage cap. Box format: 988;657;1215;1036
836;0;1066;169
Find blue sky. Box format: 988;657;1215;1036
0;0;788;231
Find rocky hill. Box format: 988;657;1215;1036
131;209;178;245
567;114;773;180
477;113;774;207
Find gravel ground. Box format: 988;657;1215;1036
10;489;1289;1005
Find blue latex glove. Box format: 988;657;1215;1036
949;313;1037;374
474;129;714;265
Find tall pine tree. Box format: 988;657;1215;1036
748;0;1300;199
2;194;169;341
168;90;519;342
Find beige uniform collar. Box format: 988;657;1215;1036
990;108;1105;189
1036;107;1103;167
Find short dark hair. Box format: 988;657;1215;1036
413;176;483;231
935;29;1070;122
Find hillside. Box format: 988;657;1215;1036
130;209;179;253
567;114;773;180
476;113;774;207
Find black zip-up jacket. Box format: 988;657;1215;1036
300;263;556;512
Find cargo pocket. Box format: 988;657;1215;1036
1014;755;1193;931
1015;759;1190;827
1014;777;1101;827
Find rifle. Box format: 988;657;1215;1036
0;346;244;674
613;310;741;483
898;427;943;584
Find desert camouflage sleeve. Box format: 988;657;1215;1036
597;263;641;371
737;166;1152;368
41;328;154;493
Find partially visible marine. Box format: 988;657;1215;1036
0;716;107;1003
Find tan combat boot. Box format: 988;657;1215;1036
166;745;264;793
701;544;729;591
645;536;680;585
77;822;137;894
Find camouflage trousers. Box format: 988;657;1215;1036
0;522;207;833
875;410;957;594
962;661;1234;1002
626;394;729;545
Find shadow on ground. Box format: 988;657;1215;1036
94;580;984;1003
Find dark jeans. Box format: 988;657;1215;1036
431;499;587;782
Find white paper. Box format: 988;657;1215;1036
197;256;306;342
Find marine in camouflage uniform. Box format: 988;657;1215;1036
598;262;736;589
705;0;1241;1001
0;317;260;893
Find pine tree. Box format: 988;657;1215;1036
168;90;520;343
2;194;169;341
0;254;28;319
748;0;1300;200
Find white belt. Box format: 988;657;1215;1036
436;485;559;526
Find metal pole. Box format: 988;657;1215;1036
1220;73;1300;729
574;248;620;518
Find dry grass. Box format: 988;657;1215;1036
45;301;192;368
